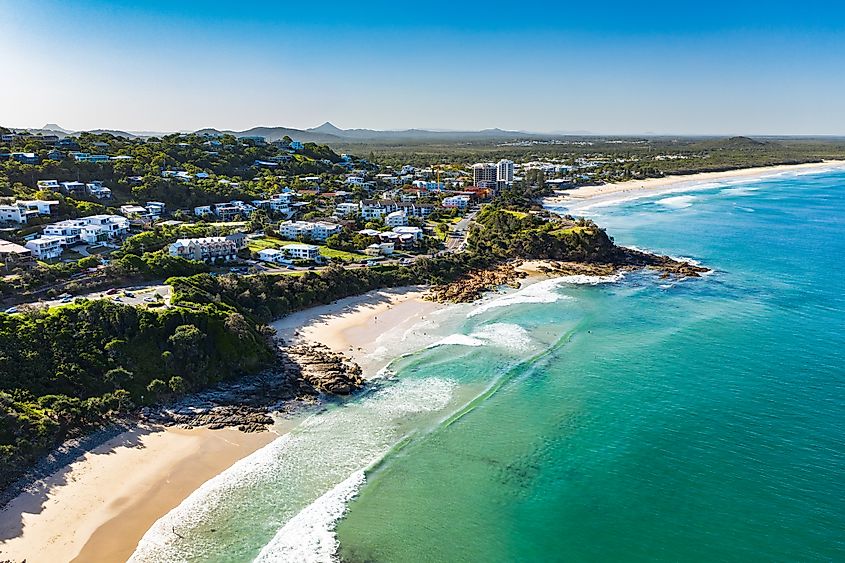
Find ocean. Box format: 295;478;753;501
130;166;845;562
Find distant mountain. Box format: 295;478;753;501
41;123;72;134
189;123;558;144
299;124;546;143
195;125;342;143
308;122;346;136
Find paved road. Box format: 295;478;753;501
445;210;477;252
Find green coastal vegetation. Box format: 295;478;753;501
2;125;839;493
0;175;610;489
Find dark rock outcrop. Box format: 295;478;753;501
427;264;528;303
143;343;364;432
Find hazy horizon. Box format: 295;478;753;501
2;0;844;136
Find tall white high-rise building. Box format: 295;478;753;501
472;163;497;188
496;159;514;186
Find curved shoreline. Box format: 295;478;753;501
544;160;845;213
0;289;441;563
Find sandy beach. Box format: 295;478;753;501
545;160;845;211
271;286;444;374
0;287;442;563
0;426;276;563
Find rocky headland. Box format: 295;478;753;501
143;342;364;432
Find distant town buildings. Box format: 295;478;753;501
168;237;238;263
496;159;514;187
0;199;58;225
279;220;341;241
473;159;514;189
41;215;130;245
193;200;255;220
442;195;471;209
282;243;320;261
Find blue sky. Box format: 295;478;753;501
1;0;844;135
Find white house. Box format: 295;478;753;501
42;215;130;245
289;141;304;150
283;243;320;261
168;237;238;262
360;199;398;220
120;204;150;219
0;204;25;224
36;180;61;191
18;200;59;216
194;205;213;217
279;220;341;241
442;195;471;209
253;198;291;216
213;201;255;221
257;248;290;265
86;182;112;199
392;226;424;241
396;202;434;218
385;210;408;228
25;235;64;260
364;242;395;256
334;202;360;218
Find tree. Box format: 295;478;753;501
168;376;187;394
104;367;134;390
146;379;168;397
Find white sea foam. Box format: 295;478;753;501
556;273;625;285
467;277;574;317
429;323;533;352
430;334;486;347
129;377;457;562
253;469;367;563
721;186;760;196
656;195;696;209
471;323;534;352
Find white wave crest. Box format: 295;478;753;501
468;277;574;318
471;323;534;352
129;377;456;562
656;195;696;209
721;186;759;196
430;334;485;347
254;469;366;563
430;323;534;353
555;273;624;285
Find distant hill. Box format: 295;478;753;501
191;122;545;144
41;123;72;134
303;123;538;143
13;122;587;144
693;136;770;150
86;129;139;139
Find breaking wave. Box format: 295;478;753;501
253;469;367;563
129;377;457;562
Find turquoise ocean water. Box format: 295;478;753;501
131;167;845;562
